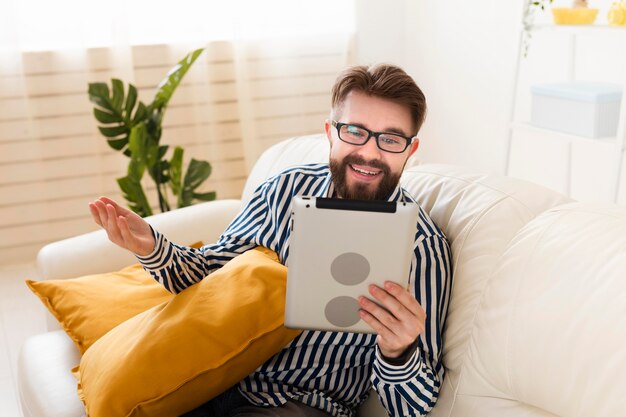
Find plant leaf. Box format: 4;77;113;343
111;79;125;112
117;175;153;217
89;80;137;156
124;84;138;123
93;108;119;124
179;159;213;207
158;145;169;160
183;159;211;189
107;137;128;151
88;83;112;111
169;147;184;205
127;125;147;180
192;191;216;201
98;125;129;138
152;48;204;111
150;160;171;184
132;102;148;124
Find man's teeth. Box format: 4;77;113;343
351;165;379;176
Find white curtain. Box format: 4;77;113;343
0;0;355;264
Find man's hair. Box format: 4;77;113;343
330;64;427;135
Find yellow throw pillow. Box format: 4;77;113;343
74;247;302;417
26;241;203;354
27;264;171;354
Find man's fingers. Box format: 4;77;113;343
359;296;399;334
362;283;426;357
88;203;103;227
382;282;426;322
105;204;123;242
99;197;132;216
359;308;393;339
368;284;412;324
92;200;109;228
117;216;134;246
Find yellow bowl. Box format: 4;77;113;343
551;7;599;25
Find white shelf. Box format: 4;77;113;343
507;18;626;204
511;122;621;148
531;24;626;35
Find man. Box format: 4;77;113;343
89;64;452;417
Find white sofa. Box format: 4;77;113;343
18;134;626;417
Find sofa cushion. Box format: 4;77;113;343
241;134;329;205
400;164;571;415
457;203;626;417
75;247;301;417
18;330;84;417
35;200;242;332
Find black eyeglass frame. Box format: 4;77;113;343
331;120;416;154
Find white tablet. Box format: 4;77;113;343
285;196;419;333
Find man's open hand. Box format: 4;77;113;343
358;281;425;359
88;197;155;257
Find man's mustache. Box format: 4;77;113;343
342;155;390;174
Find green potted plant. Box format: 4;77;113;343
88;48;216;217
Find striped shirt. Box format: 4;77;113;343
137;163;452;417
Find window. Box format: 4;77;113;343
2;0;355;51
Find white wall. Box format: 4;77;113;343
355;0;624;184
355;0;406;66
356;0;523;175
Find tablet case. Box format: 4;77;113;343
285;196;419;333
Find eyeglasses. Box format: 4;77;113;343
331;120;415;154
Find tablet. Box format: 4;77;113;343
285;196;419;333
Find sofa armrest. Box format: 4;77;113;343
35;199;241;330
36;199;241;281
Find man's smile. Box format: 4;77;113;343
349;163;383;180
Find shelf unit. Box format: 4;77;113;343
505;23;626;204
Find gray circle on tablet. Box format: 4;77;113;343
330;252;370;286
325;296;361;328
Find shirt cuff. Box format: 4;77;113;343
134;226;173;270
373;344;423;384
379;339;419;366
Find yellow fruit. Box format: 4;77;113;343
608;1;626;26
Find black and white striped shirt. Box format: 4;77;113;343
137;163;452;417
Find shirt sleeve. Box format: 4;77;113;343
371;234;453;416
135;179;278;294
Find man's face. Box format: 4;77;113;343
325;90;419;200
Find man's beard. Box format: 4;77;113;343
329;155;401;201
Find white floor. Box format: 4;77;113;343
0;262;47;417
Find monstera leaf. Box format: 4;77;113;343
88;80;147;156
89;48;216;216
169;147;216;208
153;48;204;111
116;125;153;217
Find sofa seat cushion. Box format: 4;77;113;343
18;330;84;417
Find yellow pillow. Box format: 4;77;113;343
26;242;203;354
27;264;171;354
74;247;302;417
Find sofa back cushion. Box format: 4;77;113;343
242;135;329;205
458;203;626;417
400;165;570;397
242;135;574;415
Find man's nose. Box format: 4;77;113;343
359;135;383;160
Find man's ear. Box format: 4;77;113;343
324;119;333;145
408;138;420;157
